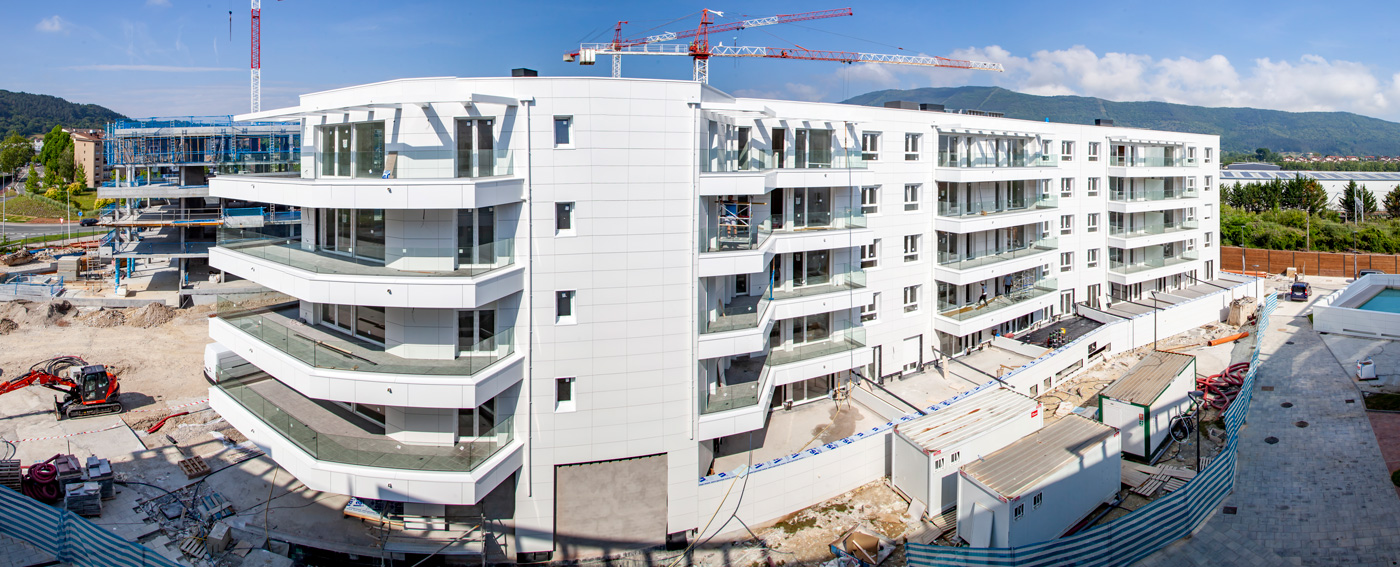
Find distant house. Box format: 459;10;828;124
67;129;106;188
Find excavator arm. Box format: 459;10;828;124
0;370;75;396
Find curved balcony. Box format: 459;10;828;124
936;277;1059;336
214;230;521;309
935;237;1058;286
697;209;875;278
698;268;871;360
211;370;520;505
211;301;520;408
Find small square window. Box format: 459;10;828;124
903;235;920;263
1033;493;1043;509
1043;377;1052;390
934;458;945;469
905;133;921;161
1060;215;1073;236
1029;384;1039;397
1087;177;1100;196
1087;142;1100;161
1206;232;1214;247
1060;178;1074;198
556;202;574;232
861;186;879;215
861;240;879;269
556;290;576;321
904;184;921;212
1014;504;1025;520
1087;248;1099;268
1061;252;1074;272
554;117;573;146
950;451;960;463
862;133;880;161
861;292;879;323
903;285;920;313
1060;141;1074;161
1087;213;1100;233
1205;175;1214;190
555;377;575;412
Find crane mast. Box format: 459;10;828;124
251;0;261;113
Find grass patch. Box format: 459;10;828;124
774;514;818;535
1364;393;1400;411
0;230;104;252
2;195;76;218
67;191;99;212
1;214;34;223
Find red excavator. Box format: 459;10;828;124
0;356;123;420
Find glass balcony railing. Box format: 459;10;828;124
1108;155;1185;168
701;267;866;335
700;218;774;253
937;193;1058;218
216;370;513;472
938;277;1058;322
773;207;868;232
1108;187;1199;202
792;147;868;170
218;228;515;277
1108;220;1200;238
700;208;867;254
216;300;514;377
937;152;1059;168
310;148;514;180
1109;250;1200;274
702;364;769;415
700;147;774;173
937;237;1058;270
769;327;866;366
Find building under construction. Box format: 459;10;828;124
98;116;300;302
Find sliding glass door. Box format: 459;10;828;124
457;207;496;267
318;208;385;264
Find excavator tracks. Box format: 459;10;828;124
60;402;124;420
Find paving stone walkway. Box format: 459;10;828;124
0;533;57;567
1137;300;1400;567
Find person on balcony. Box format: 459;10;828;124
977;282;990;308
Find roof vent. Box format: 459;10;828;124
1095;119;1114;126
883;101;919;110
512;68;538;77
919;103;945;112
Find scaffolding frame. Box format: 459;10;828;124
104;115;301;179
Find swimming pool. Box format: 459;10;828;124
1359;288;1400;313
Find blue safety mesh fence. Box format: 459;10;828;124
908;291;1277;567
0;484;181;567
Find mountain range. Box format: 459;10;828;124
842;86;1400;156
0;90;127;137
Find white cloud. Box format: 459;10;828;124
848;45;1400;120
36;15;67;33
146;0;171;6
65;65;240;72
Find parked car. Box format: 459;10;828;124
1359;269;1386;277
79;218;99;227
1288;281;1312;301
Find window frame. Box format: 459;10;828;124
861;186;879;215
1060;178;1074;198
553;116;574;148
1087;213;1100;233
904;184;921;212
861;132;880;161
1087;176;1100;196
903;235;920;263
1060;140;1074;161
1087;142;1100;161
1060;214;1073;236
320;120;387;179
861;239;879;269
556;290;576;323
1087;248;1099;268
555;202;575;234
903;284;920;313
1205;232;1213;247
1061;251;1074;272
860;292;879;323
555;377;576;412
904;133;921;161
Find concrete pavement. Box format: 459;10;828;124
1135;283;1400;566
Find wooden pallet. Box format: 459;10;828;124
177;456;210;479
1162;478;1188;493
1132;473;1171;497
0;460;21;492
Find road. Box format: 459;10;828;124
0;222;71;238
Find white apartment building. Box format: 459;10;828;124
202;73;1220;560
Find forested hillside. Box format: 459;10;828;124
0;90;127;136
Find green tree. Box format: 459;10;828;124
0;133;35;188
1282;177;1327;213
1385;185;1400;218
56;145;74;183
1338;180;1380;220
1255;148;1271;162
24;165;39;194
73;164;86;189
43;167;59;189
37;125;71;173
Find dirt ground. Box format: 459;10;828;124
707;481;913;567
0;299;213;405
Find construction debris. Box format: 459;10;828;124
85;456;115;500
177;455;211;479
63;482;103;517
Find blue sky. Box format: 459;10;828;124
9;0;1400;121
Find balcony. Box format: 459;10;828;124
699;327;866;415
701;267;867;335
310;148;514;179
219;229;515;278
937;152;1059;168
215;369;514;473
217;302;514;378
1109;220;1199;239
937;237;1058;271
698;208;873;277
1108;186;1199;203
938;278;1058;322
700;147;774;173
1109;250;1200;275
937;193;1058;219
769;327;867;367
702;362;769;415
1108;155;1185;168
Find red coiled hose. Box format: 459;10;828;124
1197;362;1250;410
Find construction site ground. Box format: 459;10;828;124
0;298;416;567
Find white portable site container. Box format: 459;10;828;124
891;388;1043;516
1097;350;1196;459
957;415;1121;548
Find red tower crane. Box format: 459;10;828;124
565;8;1002;84
249;0;282;113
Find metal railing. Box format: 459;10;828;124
1109;250;1200;274
938;277;1058;322
1109;220;1199;238
309;148;514;179
937;237;1058;270
937;193;1058;218
218;228;515;278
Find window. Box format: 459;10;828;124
1187;147;1197;162
1087;142;1100;161
458;309;496;353
904;133;921;161
1187;176;1196;190
1043;377;1052;390
1087;213;1100;233
556;290;576;321
1014;504;1025;520
1205;232;1213;247
861;240;879;269
934;458;945;469
1034;493;1043;509
1186;239;1196;251
1206;204;1213;219
861;132;880;161
457;399;496;438
555;202;574;233
456;118;496;178
321;121;386;178
555;377;575;411
861;293;879;322
1060;289;1075;315
1060;252;1074;272
1087;248;1099;268
861;186;879;215
1205;175;1213;190
903;235;920;262
950;451;960;463
1204;148;1213;163
1061;141;1074;161
319;208;387;263
904;184;920;211
553;116;573;146
1029;384;1039;397
1060;178;1074;198
1060;215;1073;235
903;285;920;313
1087;177;1100;196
